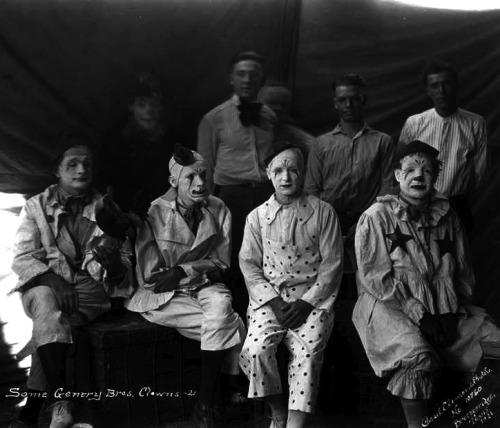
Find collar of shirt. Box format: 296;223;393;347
264;192;314;225
230;94;276;123
431;107;460;122
46;185;98;220
331;122;372;140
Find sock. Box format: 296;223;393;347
198;350;225;406
36;342;70;398
400;397;428;428
17;391;45;423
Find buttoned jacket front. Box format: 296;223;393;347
239;193;343;312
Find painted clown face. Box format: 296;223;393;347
395;153;438;204
56;145;93;196
267;149;304;204
170;163;209;207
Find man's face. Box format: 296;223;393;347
395;153;437;204
267;149;303;203
426;71;458;114
230;60;264;101
259;86;292;121
128;95;161;131
172;163;209;207
56;145;93;196
334;85;365;123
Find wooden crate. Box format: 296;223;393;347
83;311;201;428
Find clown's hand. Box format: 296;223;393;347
152;266;186;294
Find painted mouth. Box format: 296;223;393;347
410;184;426;190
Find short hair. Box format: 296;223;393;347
229;51;265;70
52;132;94;172
332;74;367;91
421;60;459;86
127;72;162;104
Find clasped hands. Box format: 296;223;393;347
419;311;459;347
267;296;314;330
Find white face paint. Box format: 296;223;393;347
170;162;208;207
266;149;304;205
56;145;93;196
395;153;437;204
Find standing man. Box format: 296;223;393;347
239;146;343;428
399;60;488;231
258;81;314;161
304;74;395;268
353;141;500;428
197;51;275;313
125;145;245;428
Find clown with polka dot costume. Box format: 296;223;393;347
239;144;344;428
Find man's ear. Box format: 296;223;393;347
229;69;235;88
169;176;178;188
394;168;402;184
333;97;339;111
266;166;273;181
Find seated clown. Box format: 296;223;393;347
239;145;344;428
123;145;245;428
10;140;133;428
353;140;500;428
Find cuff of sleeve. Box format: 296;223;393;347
16;265;51;291
177;264;191;277
404;297;427;324
250;284;279;309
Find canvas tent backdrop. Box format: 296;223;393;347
0;0;499;316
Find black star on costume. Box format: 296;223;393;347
385;225;413;254
435;229;454;258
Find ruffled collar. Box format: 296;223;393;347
377;191;450;227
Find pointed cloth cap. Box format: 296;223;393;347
168;144;205;181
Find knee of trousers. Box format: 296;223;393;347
22;285;61;319
240;335;278;366
203;296;239;329
22;285;72;345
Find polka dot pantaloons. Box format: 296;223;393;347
239;306;334;413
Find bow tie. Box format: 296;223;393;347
399;195;430;223
64;196;90;215
178;201;203;235
57;188;91;215
237;102;262;127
